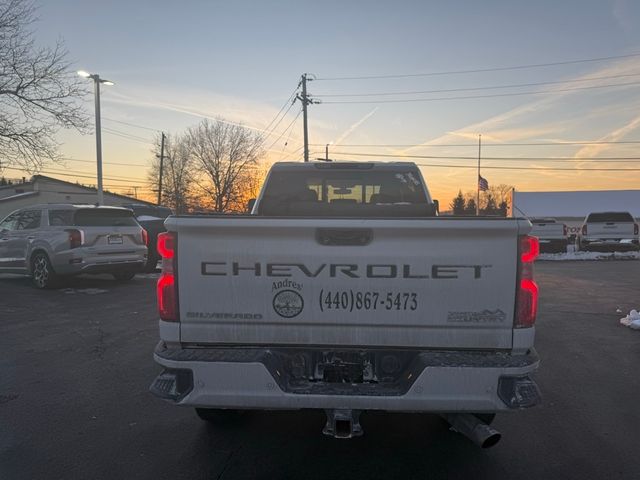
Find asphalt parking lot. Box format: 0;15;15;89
1;261;639;480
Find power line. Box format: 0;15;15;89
412;162;640;172
102;117;161;132
330;151;640;161
2;166;147;184
262;100;297;143
102;127;152;144
321;80;640;104
314;52;640;81
61;157;149;168
266;108;303;151
309;154;640;171
311;140;640;147
315;72;640;97
279;145;305;161
262;84;300;135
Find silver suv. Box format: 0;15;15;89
0;204;148;288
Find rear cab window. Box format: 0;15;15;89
258;167;433;217
586;212;634;223
74;209;138;227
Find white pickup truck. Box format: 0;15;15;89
576;211;639;252
150;161;541;448
529;218;567;253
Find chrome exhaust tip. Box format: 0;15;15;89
442;413;502;448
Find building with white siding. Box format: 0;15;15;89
0;175;154;220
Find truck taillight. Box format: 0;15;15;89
582;225;587;235
141;228;148;246
563;224;567;236
157;232;178;321
66;229;83;248
515;235;539;328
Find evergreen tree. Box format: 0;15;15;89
465;198;477;215
450;190;466;215
483;194;498;215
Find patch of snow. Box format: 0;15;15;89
538;251;639;261
620;310;640;330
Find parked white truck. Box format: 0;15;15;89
529;218;568;253
150;161;541;448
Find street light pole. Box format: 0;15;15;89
93;76;104;206
78;71;114;206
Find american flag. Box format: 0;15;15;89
478;175;489;191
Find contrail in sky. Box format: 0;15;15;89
334;107;379;145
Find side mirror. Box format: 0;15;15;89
432;199;440;215
247;198;256;213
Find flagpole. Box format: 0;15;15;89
476;134;481;216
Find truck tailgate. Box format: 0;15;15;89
170;217;528;349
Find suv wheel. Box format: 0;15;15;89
31;252;58;289
113;272;136;282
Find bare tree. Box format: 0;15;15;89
0;0;88;172
187;118;264;213
148;133;194;214
464;183;513;213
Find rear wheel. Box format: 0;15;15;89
113;272;136;281
195;408;245;424
31;252;59;289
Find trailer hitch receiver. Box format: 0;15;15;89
323;409;363;439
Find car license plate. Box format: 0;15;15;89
108;234;123;245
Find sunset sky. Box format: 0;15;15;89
11;0;640;205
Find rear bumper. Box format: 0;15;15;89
52;247;147;275
579;238;639;251
151;342;541;412
537;238;567;253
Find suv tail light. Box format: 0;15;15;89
634;224;639;235
157;232;178;321
582;225;588;235
141;228;149;246
66;229;84;249
515;235;539;328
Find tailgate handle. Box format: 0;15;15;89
316;228;373;246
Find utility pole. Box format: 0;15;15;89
476;134;481;216
297;74;319;162
157;132;166;205
94;78;104;206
